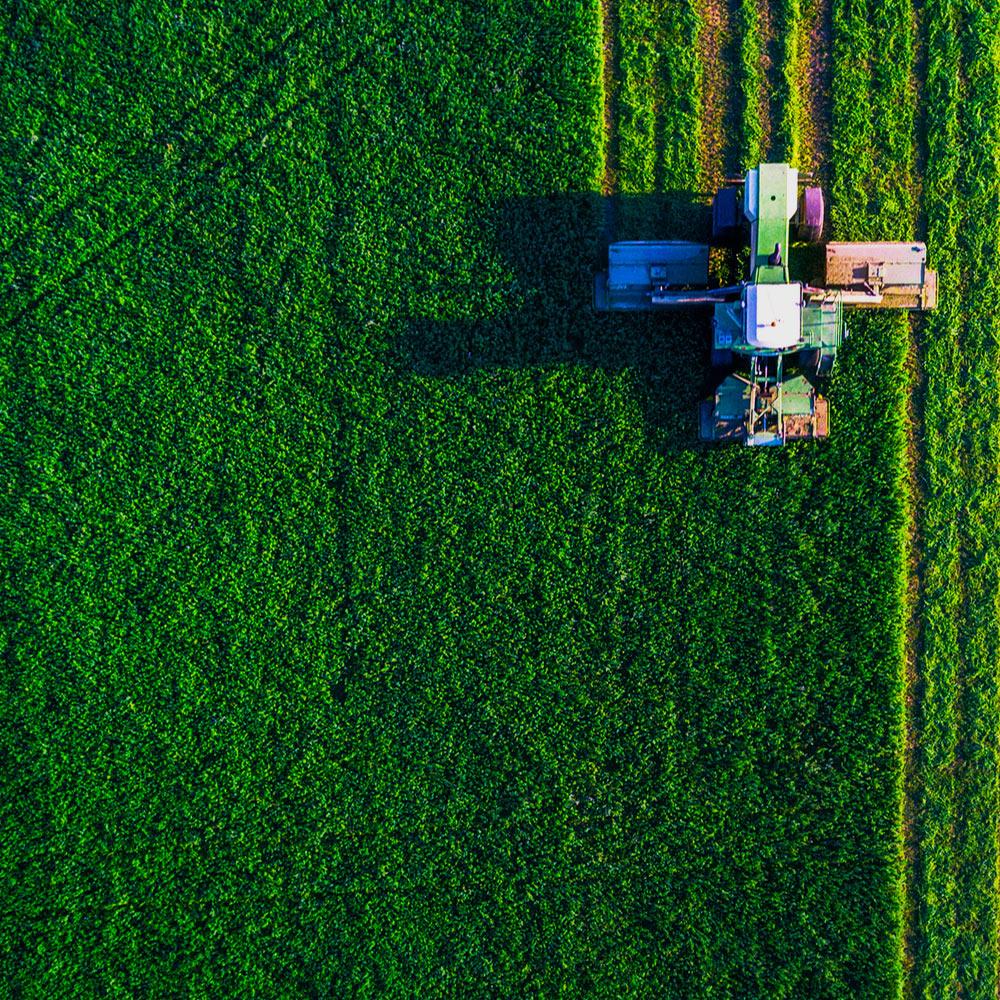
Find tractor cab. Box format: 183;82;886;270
743;282;802;349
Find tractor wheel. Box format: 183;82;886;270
712;187;741;244
711;347;734;368
796;187;825;243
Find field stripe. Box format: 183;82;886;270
908;2;1000;996
696;0;736;191
911;0;964;993
615;0;701;239
770;0;800;164
831;0;923;994
951;7;1000;994
797;0;832;176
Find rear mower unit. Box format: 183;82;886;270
594;162;937;445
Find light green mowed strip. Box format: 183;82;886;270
0;1;920;996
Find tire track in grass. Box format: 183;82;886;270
0;12;332;266
2;92;316;333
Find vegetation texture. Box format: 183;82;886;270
908;2;1000;997
0;1;995;997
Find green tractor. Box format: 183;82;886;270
594;162;937;445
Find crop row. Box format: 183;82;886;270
772;0;802;167
736;0;766;169
826;0;920;991
911;1;1000;996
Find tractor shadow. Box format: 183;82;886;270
391;192;723;452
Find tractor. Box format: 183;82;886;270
593;162;937;445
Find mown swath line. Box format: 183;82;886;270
0;12;330;263
1;93;314;334
759;0;789;162
734;0;765;169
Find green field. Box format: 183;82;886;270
2;2;998;996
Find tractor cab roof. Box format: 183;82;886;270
744;282;802;349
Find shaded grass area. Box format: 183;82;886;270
1;1;910;996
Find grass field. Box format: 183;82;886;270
1;2;997;996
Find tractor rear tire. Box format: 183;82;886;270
712;187;741;245
796;187;825;243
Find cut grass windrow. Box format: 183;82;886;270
695;0;735;192
797;0;832;175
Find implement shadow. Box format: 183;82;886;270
391;192;717;451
